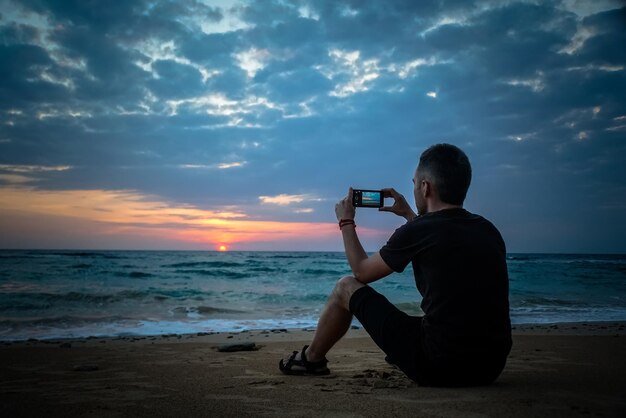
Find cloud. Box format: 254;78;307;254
0;164;73;185
295;208;314;214
0;185;348;249
503;75;545;92
0;164;72;173
259;194;310;205
178;161;246;170
559;25;596;55
325;49;380;97
0;0;625;251
216;161;246;169
234;47;271;78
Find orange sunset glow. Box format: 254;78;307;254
0;184;387;250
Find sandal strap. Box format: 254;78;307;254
279;346;330;375
284;350;299;368
300;345;328;370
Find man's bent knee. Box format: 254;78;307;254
333;276;366;309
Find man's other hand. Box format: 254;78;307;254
380;188;417;221
335;187;356;221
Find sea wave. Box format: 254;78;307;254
163;261;243;268
1;250;625;341
266;254;312;259
0;317;324;341
246;266;285;273
71;263;92;269
171;305;245;315
510;306;626;324
299;268;348;276
36;251;126;259
0;288;214;309
0;290;147;306
0;314;132;327
113;271;156;279
173;269;249;279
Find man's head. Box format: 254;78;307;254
413;144;472;215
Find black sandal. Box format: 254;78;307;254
279;345;330;376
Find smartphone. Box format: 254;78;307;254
352;189;384;208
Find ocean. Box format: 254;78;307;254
0;250;625;341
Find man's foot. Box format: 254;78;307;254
279;345;330;376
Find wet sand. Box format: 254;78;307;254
1;322;625;417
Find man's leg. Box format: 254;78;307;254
304;276;364;362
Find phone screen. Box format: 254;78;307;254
353;189;383;208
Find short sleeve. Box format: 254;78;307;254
379;222;419;273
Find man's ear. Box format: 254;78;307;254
421;180;431;198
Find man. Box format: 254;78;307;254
279;143;512;387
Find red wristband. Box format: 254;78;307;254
339;219;356;229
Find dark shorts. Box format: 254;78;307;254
349;286;426;383
349;286;509;387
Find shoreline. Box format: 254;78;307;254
2;320;625;345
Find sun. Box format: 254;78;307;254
218;245;228;252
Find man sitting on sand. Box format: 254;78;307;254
279;143;512;387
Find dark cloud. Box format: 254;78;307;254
0;21;41;44
259;68;333;101
180;31;240;65
0;44;58;102
578;8;626;65
21;0;221;39
148;60;205;98
0;0;624;251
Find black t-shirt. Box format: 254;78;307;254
379;208;512;363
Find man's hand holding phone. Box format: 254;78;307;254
379;188;417;221
335;187;356;222
338;187;417;223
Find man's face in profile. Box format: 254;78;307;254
413;168;427;215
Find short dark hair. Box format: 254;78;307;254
418;143;472;205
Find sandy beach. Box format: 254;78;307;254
1;322;625;417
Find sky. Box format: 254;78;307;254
0;0;625;253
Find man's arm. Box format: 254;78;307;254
335;188;393;284
341;226;392;283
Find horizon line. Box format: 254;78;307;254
1;248;625;255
